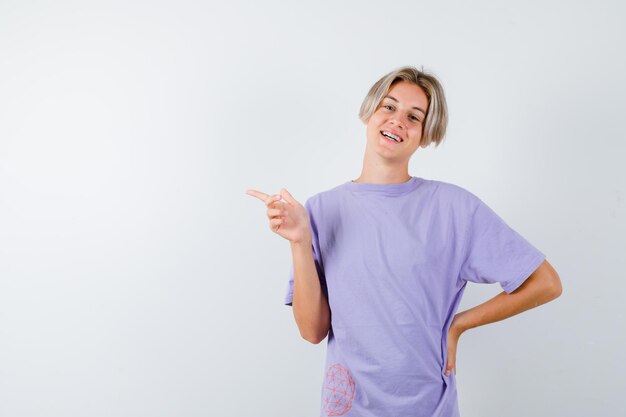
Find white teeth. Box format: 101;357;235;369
382;131;401;142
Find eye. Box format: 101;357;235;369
383;105;394;110
410;115;421;122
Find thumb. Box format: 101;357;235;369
280;188;297;205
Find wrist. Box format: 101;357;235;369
451;311;472;335
290;233;312;247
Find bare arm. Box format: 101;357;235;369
444;259;562;375
290;237;331;344
245;187;331;344
452;259;562;334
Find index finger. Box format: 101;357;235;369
245;189;282;206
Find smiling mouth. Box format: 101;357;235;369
380;130;403;143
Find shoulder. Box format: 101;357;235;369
420;177;478;200
302;182;346;215
420;178;483;214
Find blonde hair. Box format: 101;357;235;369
358;65;448;148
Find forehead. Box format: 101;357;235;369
384;81;429;113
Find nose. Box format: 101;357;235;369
389;114;405;130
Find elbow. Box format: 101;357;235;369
304;336;323;345
301;321;330;344
293;299;331;344
551;277;563;299
538;259;563;301
302;329;328;345
547;270;563;300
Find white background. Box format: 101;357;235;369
0;0;624;416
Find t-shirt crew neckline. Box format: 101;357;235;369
345;176;422;195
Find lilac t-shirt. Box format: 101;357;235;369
283;176;546;417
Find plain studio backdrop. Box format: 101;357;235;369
0;0;624;416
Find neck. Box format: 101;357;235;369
353;154;411;184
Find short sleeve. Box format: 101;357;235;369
458;197;546;294
284;198;328;306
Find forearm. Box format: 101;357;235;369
290;239;331;344
453;261;562;334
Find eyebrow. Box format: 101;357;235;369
383;95;426;115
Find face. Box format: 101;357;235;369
363;80;429;162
